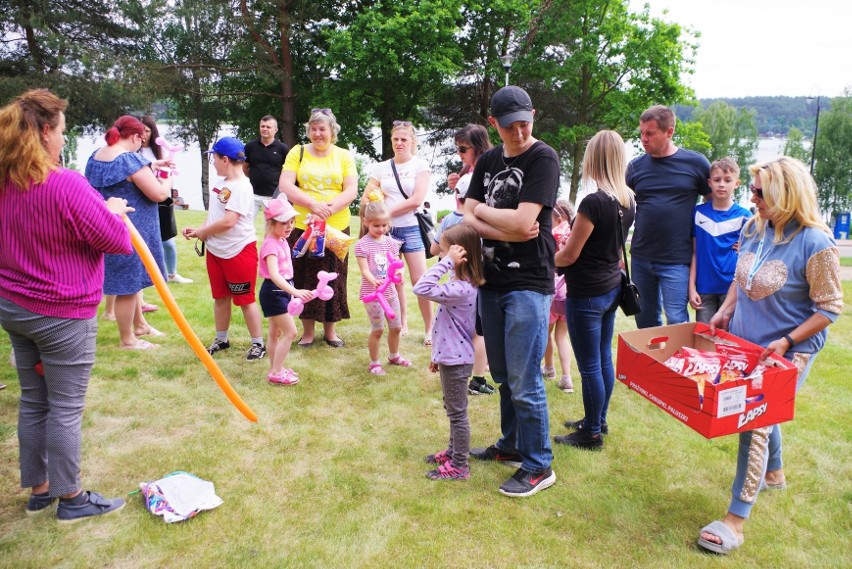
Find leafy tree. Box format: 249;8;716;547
512;0;698;200
814;91;851;216
320;0;465;160
692;101;758;195
782;127;810;164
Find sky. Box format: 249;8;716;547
632;0;851;99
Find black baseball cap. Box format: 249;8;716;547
490;86;534;128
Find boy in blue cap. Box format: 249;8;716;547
183;137;266;360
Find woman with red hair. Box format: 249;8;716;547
85;116;173;349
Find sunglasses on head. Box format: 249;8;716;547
456;145;470;154
393;120;412;127
749;184;764;200
311;107;332;116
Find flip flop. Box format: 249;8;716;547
120;339;159;350
697;520;744;554
760;479;787;492
141;303;159;313
135;326;166;337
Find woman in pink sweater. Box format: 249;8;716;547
0;89;133;524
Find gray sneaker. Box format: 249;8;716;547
56;491;125;525
246;343;266;361
207;338;230;355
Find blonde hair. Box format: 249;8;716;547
441;223;485;286
391;123;418;154
743;157;829;243
582;130;635;209
305;108;340;144
0;88;67;190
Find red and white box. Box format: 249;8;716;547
616;322;799;439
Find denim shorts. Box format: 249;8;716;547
259;278;293;318
390;224;424;254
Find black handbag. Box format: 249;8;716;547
390;160;436;258
615;200;641;316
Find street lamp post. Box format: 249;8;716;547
806;94;821;175
500;54;514;87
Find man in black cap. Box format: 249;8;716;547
464;86;558;498
244;115;290;211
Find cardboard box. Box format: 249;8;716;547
617;323;799;438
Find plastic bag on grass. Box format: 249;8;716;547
139;471;223;523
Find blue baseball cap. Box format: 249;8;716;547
206;137;246;161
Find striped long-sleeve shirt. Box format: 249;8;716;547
1;168;132;319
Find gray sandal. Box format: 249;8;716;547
697;520;744;554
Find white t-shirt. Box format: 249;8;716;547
206;176;257;259
456;172;472;199
370;156;430;227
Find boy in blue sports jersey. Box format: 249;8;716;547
688;157;752;323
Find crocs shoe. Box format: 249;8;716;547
56;491;125;525
268;369;300;385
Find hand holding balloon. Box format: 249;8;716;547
155;136;184;177
288;270;338;316
361;252;404;320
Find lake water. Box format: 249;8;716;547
73;126;788;212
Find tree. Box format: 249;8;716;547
782;127;810;164
814;91;851;216
320;0;465;160
512;0;698;200
692;101;758;197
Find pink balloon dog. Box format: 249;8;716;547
361;252;405;320
155;136;184;176
287;270;338;316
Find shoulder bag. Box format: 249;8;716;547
390;160;436;258
615;197;641;316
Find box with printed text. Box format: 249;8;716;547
616;322;799;438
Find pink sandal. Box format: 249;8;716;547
388;355;412;367
369;363;386;376
268;369;300;385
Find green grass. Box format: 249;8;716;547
1;210;850;568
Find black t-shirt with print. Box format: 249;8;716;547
467;141;559;294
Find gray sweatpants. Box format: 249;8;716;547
0;297;97;497
439;363;473;469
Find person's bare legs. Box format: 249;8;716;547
115;293;146;348
544;321;556;370
213;298;232;336
554;319;572;378
268;314;297;374
473;334;488;377
240;302;263;340
394;281;408;335
369;329;383;362
299;319;316;344
388;326;401;355
103;295;116;320
403;251;432;336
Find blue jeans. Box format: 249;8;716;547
565;286;620;435
162;237;177;275
478;289;553;472
631;257;690;329
728;353;816;518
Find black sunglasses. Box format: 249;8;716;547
749;184;764;200
456;145;470;154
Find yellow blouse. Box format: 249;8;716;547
282;144;357;230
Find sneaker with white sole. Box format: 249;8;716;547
56;491;125;524
168;273;193;284
25;492;56;516
245;343;266;361
498;467;556;497
207;338;230;355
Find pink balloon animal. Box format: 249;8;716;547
287;270;338;317
155;136;184;176
361;252;404;320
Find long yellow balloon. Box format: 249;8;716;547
124;216;258;422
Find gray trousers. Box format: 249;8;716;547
439;363;473;469
0;297;97;497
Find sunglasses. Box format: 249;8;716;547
456;145;470;154
311;107;332;116
749;184;764;200
393;120;412;127
194;239;205;257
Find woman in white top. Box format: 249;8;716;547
364;121;433;342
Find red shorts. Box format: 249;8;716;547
206;242;258;306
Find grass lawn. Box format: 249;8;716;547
1;211;850;568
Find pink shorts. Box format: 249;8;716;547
363;295;402;331
549;297;566;324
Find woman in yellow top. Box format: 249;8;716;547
279;108;358;347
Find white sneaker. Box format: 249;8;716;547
168;273;193;284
